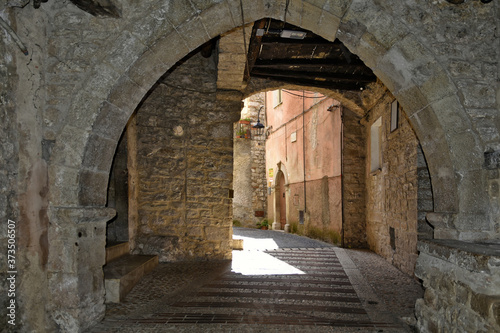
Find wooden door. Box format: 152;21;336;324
278;172;286;229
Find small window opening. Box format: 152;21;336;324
389;227;396;250
370;117;382;172
390;100;399;132
273;89;282;108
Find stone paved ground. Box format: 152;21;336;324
87;228;423;332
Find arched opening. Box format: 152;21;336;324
277;170;287;230
40;1;494;331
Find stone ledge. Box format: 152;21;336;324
417;239;500;273
50;206;116;224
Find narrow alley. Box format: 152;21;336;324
88;228;423;332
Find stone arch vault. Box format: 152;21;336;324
6;0;496;331
51;0;488;235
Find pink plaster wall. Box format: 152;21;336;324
265;90;342;241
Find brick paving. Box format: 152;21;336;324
87;229;423;332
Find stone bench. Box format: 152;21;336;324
104;253;158;303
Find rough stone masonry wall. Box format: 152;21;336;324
415;240;500;332
417;145;434;240
233;92;267;228
249;98;267;224
233;136;252;227
342;108;367;248
238;92;267;226
106;133;129;243
365;93;419;276
131;51;235;262
0;11;20;331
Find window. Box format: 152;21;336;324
390;100;399;132
273;89;282;107
370;117;382;172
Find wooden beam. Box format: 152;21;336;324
251;74;366;91
260;36;341;46
254;57;368;66
251;69;375;84
243;19;267;82
253;62;375;78
69;0;121;18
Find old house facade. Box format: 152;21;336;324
0;0;499;332
265;90;343;243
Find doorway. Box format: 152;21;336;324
278;171;287;229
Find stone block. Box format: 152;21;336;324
51;126;89;169
394;86;428;118
161;0;197;27
48;273;80;307
470;292;500;323
104;31;146;73
126;47;172;89
129;9;175;45
314;8;341;42
475;118;500;144
78;170;109;206
431;95;471;135
456;171;489;216
107;76;148;115
458;80;497;109
177;16;210;52
301;2;325;33
47;239;78;273
81;134;116;172
372;50;411;94
199;3;236;39
448;132;483;172
419;66;457;106
368;12;408;52
49;165;80;206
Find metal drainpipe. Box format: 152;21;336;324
340;107;345;247
302;91;307;216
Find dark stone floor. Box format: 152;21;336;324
87;228;423;332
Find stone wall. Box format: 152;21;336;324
365;93;419;276
342;108;367;248
0;10;20;331
130;50;237;262
233;93;267;228
415;240;500;332
106;132;129;243
417;145;434;240
0;1;498;332
233;137;253;227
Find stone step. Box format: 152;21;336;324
105;241;130;264
104;254;158;303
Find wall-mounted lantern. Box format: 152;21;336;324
252;106;265;137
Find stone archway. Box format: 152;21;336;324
272;164;290;231
50;1;469;224
44;0;495;331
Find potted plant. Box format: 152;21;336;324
239;118;251;125
236;129;247;138
256;219;270;230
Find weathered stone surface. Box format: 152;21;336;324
364;92;420;276
233;93;267;228
1;0;499;332
342;108;367;248
416;239;500;332
128;50;235;262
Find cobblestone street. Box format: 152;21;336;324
88;228;423;332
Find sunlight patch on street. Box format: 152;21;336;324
231;236;305;275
